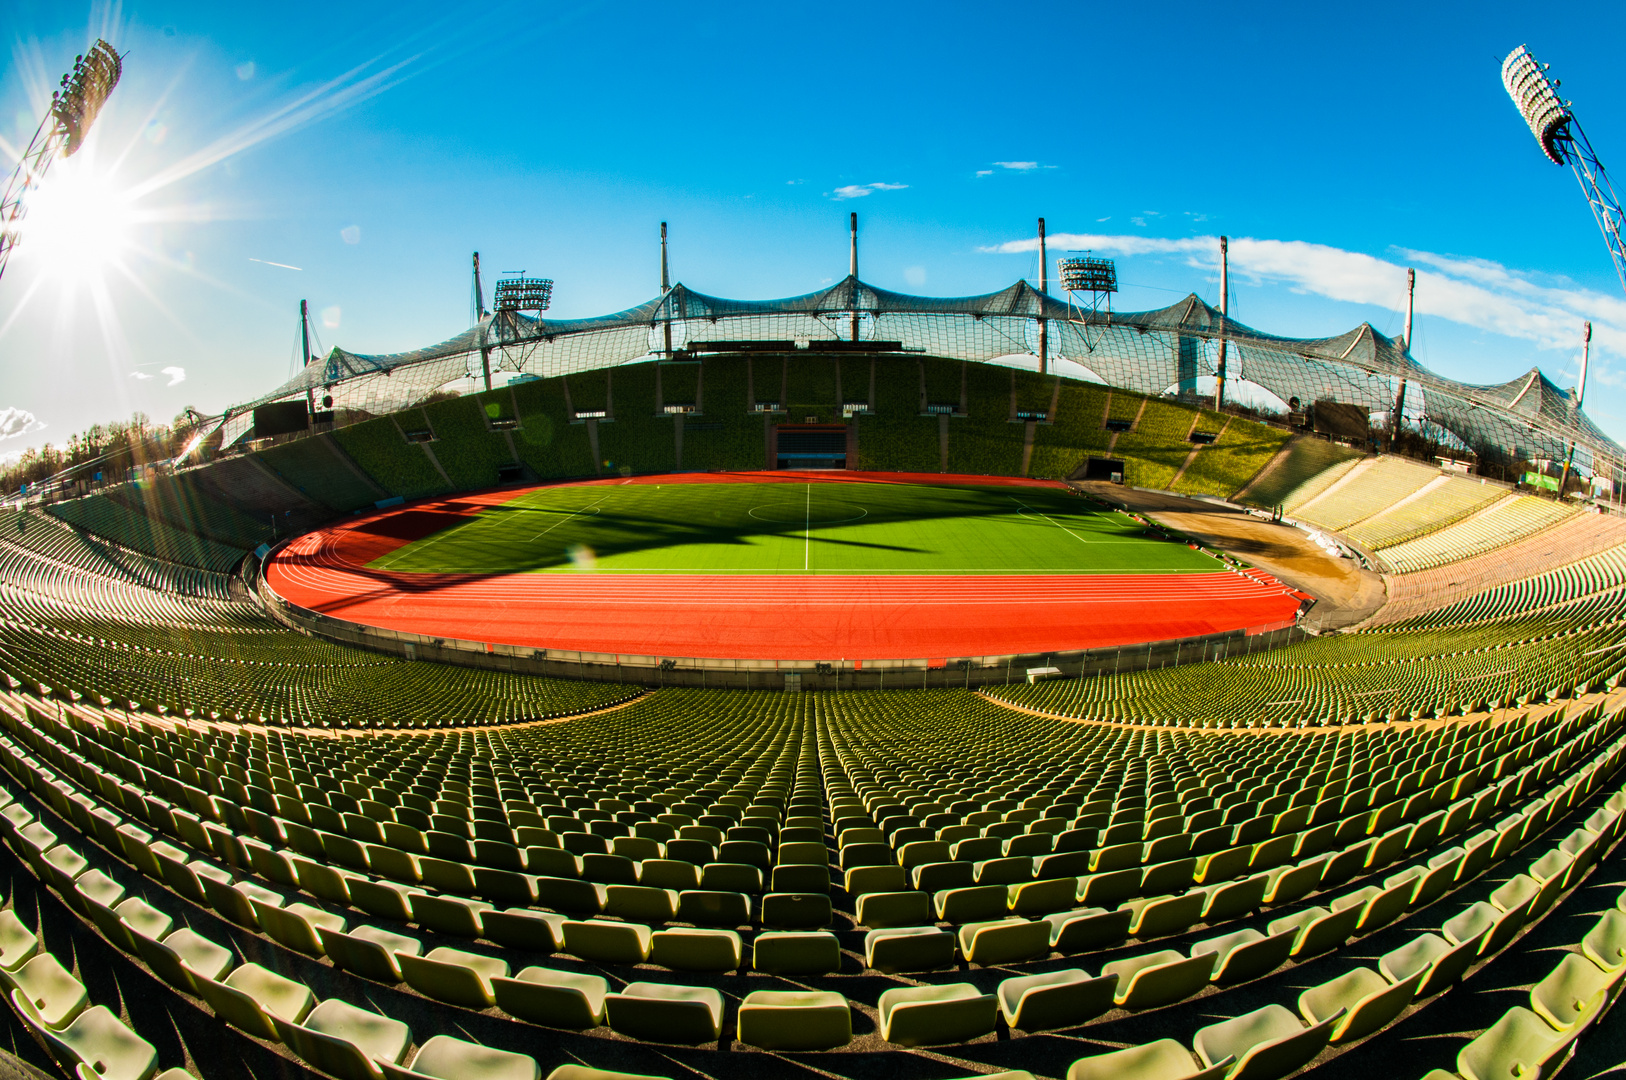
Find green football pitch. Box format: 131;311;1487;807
369;479;1223;576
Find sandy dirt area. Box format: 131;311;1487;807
1073;482;1387;630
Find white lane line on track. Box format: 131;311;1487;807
804;484;811;572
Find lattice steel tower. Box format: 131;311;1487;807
0;40;123;285
1503;44;1626;297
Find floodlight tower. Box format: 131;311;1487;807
491;274;553;389
1057;251;1118;353
0;40;123;284
1502;45;1626;297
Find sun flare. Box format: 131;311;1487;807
15;157;136;286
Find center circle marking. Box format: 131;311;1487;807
748;503;870;525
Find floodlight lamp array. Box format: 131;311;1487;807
1502;44;1571;166
1058;255;1118;294
494;277;553;312
51;40;122;156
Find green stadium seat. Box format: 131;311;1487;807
957;917;1050;965
1193;1003;1339;1080
492;967;607;1029
381;1035;539;1080
8;954;88;1028
275;998;413;1080
1298;966;1421;1044
24;1004;158;1080
1529;953;1612;1033
1456;1007;1567;1080
865;927;955;973
1104;950;1215;1010
1066;1039;1233;1080
398;947;508;1009
877;983;996;1046
736;990;851;1050
996;968;1116;1032
605;982;724;1044
562;920;652;963
195;963;314;1040
649;928;741;971
1191;927;1294;986
751;931;840;974
319;925;421;983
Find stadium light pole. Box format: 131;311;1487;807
660;222;673;357
849;212;860;342
1502;45;1626;298
1558;321;1591;498
1390;267;1415;452
300;300;317;418
1037;217;1048;375
473;252;494;391
0;40;123;285
1213;236;1229;410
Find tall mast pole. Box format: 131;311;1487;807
661;222;673;357
1213;236;1229;410
1037;217;1048;376
1559;321;1592;498
849;212;860;342
300;300;317;418
474;252;493;392
1391;267;1415;451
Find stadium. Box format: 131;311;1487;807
6;39;1626;1080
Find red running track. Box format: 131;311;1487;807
264;475;1309;661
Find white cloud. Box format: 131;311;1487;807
981;229;1626;378
904;266;926;288
162;366;187;386
321;305;341;329
0;408;43;441
340;225;361;244
129;371;153;380
975;170;993;177
830;182;908;200
994;161;1038;171
235;61;255;81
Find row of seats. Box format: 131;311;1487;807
3;689;1623;1080
3;687;1617;1002
1379;543;1626;633
1422;891;1626;1080
990;609;1626;726
1373;511;1626;627
1291;457;1442;533
0;509;231;600
1343;475;1505;551
1378;494;1576;575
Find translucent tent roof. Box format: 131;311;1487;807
217;276;1622;473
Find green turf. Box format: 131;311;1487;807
371;480;1222;576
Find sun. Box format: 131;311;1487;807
16;156;137;287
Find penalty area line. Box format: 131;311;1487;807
530;500;607;542
1007;497;1095;546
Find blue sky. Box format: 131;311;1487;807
2;0;1625;457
